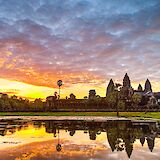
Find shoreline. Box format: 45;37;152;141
0;115;158;124
0;113;160;122
0;112;160;119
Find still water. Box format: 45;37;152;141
0;119;160;160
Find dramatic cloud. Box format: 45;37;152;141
0;0;160;97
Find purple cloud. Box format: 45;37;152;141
0;0;160;90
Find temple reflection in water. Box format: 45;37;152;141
0;119;160;159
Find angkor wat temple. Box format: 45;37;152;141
45;73;160;112
107;73;152;96
1;74;159;112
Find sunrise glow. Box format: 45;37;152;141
0;0;160;100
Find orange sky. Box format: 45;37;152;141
0;77;159;100
0;0;160;100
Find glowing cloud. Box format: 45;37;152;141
0;0;160;98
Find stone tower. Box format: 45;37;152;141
144;79;152;92
140;137;145;146
123;73;131;88
106;79;115;96
147;136;155;152
138;84;143;91
121;73;133;109
89;90;96;99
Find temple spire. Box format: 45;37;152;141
138;84;143;91
123;73;131;88
147;136;155;152
125;141;133;158
106;79;115;96
144;79;152;92
140;137;145;146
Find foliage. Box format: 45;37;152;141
132;94;142;105
105;91;117;108
0;99;11;110
117;100;125;110
0;95;44;111
32;98;44;109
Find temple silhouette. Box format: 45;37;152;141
44;73;160;112
44;120;159;158
0;73;160;112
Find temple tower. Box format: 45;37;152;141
123;73;131;88
138;84;143;91
144;79;152;92
106;79;115;96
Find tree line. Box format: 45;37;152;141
0;94;44;111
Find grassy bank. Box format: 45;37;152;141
0;112;160;119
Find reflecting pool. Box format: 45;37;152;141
0;119;160;160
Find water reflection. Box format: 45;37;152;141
44;120;159;158
0;119;160;160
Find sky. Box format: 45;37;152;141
0;0;160;100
